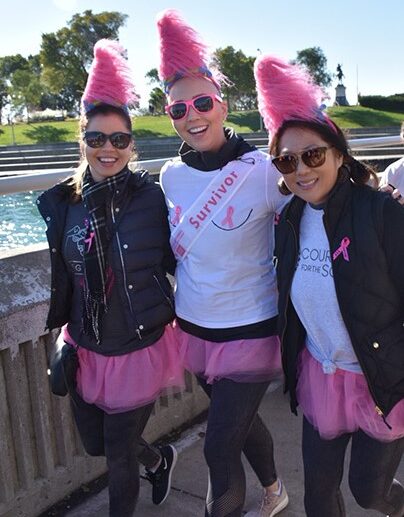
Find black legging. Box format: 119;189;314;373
302;416;404;517
198;377;277;517
70;391;159;517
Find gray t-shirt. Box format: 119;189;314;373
290;204;361;374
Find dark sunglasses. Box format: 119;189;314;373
272;146;333;175
165;94;222;121
83;131;133;149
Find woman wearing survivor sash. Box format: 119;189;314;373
156;10;289;517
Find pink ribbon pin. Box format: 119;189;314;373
221;206;235;228
333;237;350;262
171;205;182;225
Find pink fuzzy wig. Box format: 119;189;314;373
254;55;333;139
81;39;138;114
156;9;225;93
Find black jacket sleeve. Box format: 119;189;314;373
382;196;404;305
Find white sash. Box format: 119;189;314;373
170;151;264;262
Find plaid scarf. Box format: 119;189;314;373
81;167;131;342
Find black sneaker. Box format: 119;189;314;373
145;444;178;505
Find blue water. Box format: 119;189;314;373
0;191;47;251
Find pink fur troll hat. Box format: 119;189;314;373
156;8;225;93
81;39;138;114
254;55;333;139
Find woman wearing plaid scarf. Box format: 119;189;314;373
37;40;183;516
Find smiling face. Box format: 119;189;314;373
167;76;228;153
84;111;133;183
277;127;343;205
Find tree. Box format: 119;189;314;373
1;54;29;76
0;54;45;120
40;10;128;111
0;61;10;122
145;68;162;87
0;55;30;120
10;55;46;115
0;78;8;122
145;68;165;114
212;46;256;111
10;68;43;114
293;47;332;88
148;87;166;114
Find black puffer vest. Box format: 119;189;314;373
275;177;404;417
37;170;176;355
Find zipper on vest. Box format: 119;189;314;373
280;220;299;399
375;405;383;416
153;274;174;309
323;213;388;426
375;406;392;429
110;197;142;340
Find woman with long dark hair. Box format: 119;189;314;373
255;54;404;517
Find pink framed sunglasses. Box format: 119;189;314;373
165;94;223;120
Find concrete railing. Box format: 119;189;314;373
0;244;208;517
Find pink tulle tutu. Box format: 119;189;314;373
175;323;283;384
62;325;184;414
297;347;404;442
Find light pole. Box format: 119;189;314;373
8;115;16;146
356;65;359;106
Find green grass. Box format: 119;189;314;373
0;106;402;146
133;115;176;137
326;106;404;128
0;119;79;146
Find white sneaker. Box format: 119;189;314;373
245;479;289;517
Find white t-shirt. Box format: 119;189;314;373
291;204;361;374
381;157;404;193
160;151;288;328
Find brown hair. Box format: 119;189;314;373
269;119;379;195
69;104;137;201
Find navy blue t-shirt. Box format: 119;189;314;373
62;202;138;354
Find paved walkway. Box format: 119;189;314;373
65;383;403;516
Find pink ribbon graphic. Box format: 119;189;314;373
221;206;235;228
333;237;350;262
172;230;186;257
84;231;95;252
171;205;182;226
